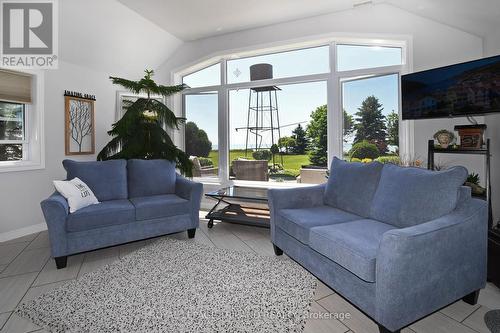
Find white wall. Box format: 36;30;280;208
0;0;183;239
157;4;482;75
59;0;182;77
157;3;485;197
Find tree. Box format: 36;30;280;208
354;96;387;154
278;136;296;154
307;105;328;167
185;122;212;157
349;140;380;160
343;109;355;143
69;100;93;152
386;110;399;147
291;124;308;154
97;70;193;176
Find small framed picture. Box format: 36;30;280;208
65;95;95;155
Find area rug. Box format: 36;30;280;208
485;309;500;333
16;238;317;332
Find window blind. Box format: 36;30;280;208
0;70;32;104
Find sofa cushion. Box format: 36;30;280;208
63;159;128;201
324;157;383;217
309;219;396;282
66;199;135;232
278;205;360;244
127;159;176;198
130;194;190;221
370;164;468;228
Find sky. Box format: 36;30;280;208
184;45;401;151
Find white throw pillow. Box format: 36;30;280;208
53;177;99;213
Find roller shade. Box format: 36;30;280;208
0;70;32;104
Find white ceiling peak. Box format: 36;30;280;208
117;0;500;41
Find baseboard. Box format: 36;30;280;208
0;223;47;242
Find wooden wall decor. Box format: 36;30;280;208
64;91;96;155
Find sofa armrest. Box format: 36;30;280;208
175;174;203;228
268;184;325;211
40;192;69;257
375;198;488;331
268;184;325;241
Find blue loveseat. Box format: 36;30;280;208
41;159;203;269
269;158;488;333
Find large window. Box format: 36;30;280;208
182;63;221;88
342;74;400;160
336;44;403;71
0;101;26;161
229;81;327;183
226;46;330;84
184;92;219;179
179;40;406;184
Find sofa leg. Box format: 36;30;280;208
54;256;67;269
187;228;196;239
462;290;480;305
273;244;283;256
378;324;400;333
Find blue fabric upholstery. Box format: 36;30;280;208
274;228;377;315
268;184;326;243
279;206;360;244
66;200;135;232
309;219;396;282
41;160;202;261
175;175;203;229
324;157;383;217
376;197;487;331
66;214;193;255
40;193;69;257
127;159;176;198
130;194;190;221
268;162;488;332
370;164;468;228
63;159;128;201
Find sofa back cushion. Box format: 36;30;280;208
324;157;383;217
370;164;468;228
127;159;176;198
63;159;128;201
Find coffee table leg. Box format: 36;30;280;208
208;219;214;228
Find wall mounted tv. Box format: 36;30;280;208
402;55;500;120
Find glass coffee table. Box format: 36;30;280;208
205;186;269;228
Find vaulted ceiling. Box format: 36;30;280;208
117;0;500;41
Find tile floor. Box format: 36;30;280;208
0;215;499;333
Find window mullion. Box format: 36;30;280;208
219;59;229;183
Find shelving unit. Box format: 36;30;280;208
427;139;492;227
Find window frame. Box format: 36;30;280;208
175;37;412;187
0;69;44;173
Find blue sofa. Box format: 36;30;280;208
41;159;203;269
269;158;488;333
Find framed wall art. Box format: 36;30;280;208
64;90;96;155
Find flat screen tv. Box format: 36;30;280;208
402;55;500;120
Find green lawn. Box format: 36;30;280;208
208;149;310;176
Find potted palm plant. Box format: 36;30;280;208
97;70;192;176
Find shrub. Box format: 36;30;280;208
185;122;212;157
350;157;362;163
252;150;272;161
375;156;400;165
198;157;214;167
361;158;373;163
349;140;380;160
